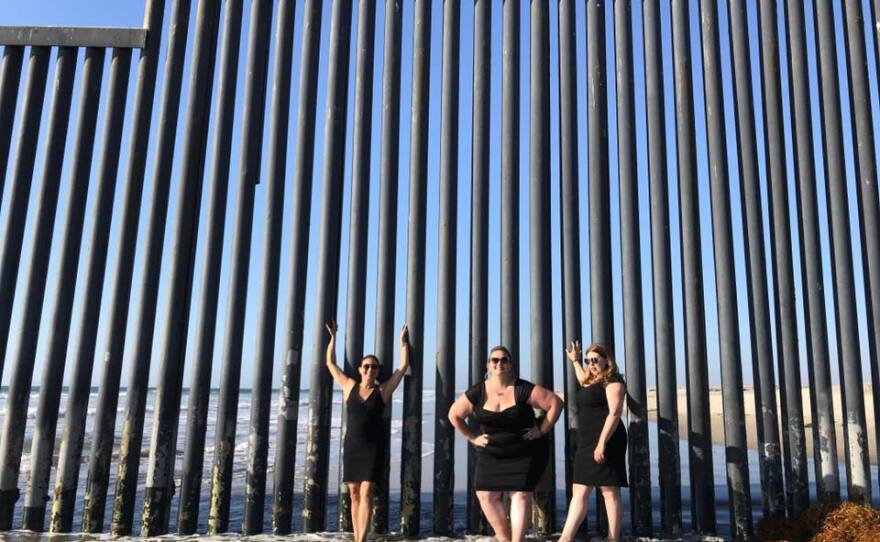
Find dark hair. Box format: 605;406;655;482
355;354;381;382
356;354;380;369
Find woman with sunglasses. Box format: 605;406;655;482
448;346;563;542
559;341;627;542
324;322;410;542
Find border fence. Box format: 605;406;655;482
0;0;879;540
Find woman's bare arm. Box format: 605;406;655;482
324;323;355;395
380;324;410;403
448;393;488;447
566;340;589;385
527;384;564;437
596;381;625;448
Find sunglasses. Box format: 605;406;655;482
489;356;511;365
584;357;603;365
361;364;380;371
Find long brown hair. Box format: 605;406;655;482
580;343;620;386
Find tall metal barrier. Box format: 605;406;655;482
1;0;880;539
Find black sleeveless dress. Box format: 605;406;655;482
465;379;549;491
342;387;385;482
573;373;628;487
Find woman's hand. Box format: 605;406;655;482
523;424;544;440
470;434;490;447
325;321;337;348
400;324;410;347
593;443;606;464
566;340;581;363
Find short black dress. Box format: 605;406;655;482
465;379;549;491
573;373;628;487
342;387;385;482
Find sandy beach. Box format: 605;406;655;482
644;385;878;463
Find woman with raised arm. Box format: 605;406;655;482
559;341;628;542
448;345;563;542
324;322;410;542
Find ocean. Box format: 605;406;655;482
2;387;874;540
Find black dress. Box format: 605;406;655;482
465;379;549;491
342;387;385;482
573;373;628;487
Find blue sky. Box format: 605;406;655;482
0;0;878;396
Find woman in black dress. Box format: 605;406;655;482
559;341;627;541
324;322;409;542
448;346;563;542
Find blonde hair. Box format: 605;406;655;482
484;345;513;379
580;342;620;386
486;345;513;366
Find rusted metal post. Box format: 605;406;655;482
842;0;880;501
468;0;490;532
372;0;401;534
558;0;580;508
670;0;714;533
109;0;192;534
501;0;520;370
241;0;288;536
529;0;554;534
0;46;49;414
696;0;753;537
433;0;459;535
0;45;23;205
338;0;376;531
176;0;242;534
400;0;431;535
302;0;354;531
23;46;104;532
752;0;806;517
587;0;611;531
271;0;323;533
50;47;132;534
729;0;786;519
81;1;166;533
139;0;222;535
812;0;871;503
783;0;839;503
0;45;73;530
642;1;681;535
205;0;274;533
614;0;650;535
587;0;612;347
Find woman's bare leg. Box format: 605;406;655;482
600;486;622;541
508;491;532;542
476;490;511;541
559;484;592;542
356;482;375;542
348;482;362;541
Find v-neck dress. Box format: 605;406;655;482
573;373;628;487
342;387;386;482
464;379;549;491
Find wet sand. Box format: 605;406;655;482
643;385;877;463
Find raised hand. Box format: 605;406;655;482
325;321;337;348
400;323;410;347
566;340;581;362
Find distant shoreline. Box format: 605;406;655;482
15;384;876;463
644;385;877;463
